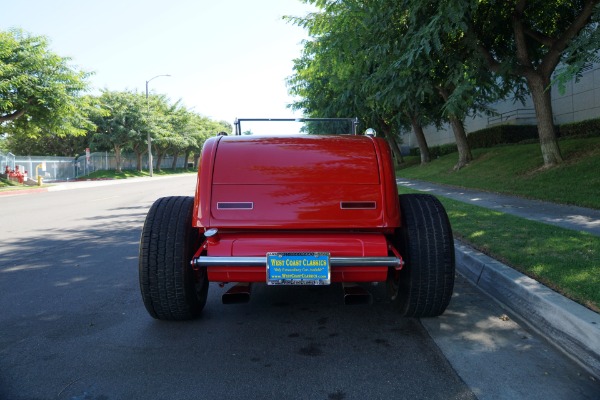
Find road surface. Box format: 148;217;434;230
0;175;597;399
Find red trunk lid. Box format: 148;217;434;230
194;135;400;230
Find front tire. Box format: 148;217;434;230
388;194;455;317
139;196;208;320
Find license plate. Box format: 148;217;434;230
266;252;330;285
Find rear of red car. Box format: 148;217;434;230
139;123;455;321
193;134;401;286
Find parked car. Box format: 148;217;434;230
139;118;455;320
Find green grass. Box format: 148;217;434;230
397;137;600;209
81;168;196;180
396;138;600;310
0;177;45;191
0;177;20;188
398;186;600;312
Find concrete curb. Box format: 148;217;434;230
0;187;48;196
455;239;600;379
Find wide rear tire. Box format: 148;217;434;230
388;194;455;317
139;196;208;320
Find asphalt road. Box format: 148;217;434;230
0;175;597;399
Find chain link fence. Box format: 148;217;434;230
1;151;190;182
0;152;16;171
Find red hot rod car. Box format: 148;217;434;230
139;118;455;320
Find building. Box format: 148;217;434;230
401;63;600;148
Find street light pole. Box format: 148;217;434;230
145;74;171;177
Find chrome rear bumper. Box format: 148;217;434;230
192;256;402;268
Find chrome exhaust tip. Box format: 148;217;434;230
222;283;251;304
343;283;372;305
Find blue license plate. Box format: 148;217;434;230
266;252;330;285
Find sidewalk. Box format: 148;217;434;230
397;177;600;378
397;178;600;237
0;175;178;197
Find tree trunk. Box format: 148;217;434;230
438;86;472;170
155;150;164;172
114;145;122;173
193;153;200;169
136;151;142;172
408;114;430;165
131;143;144;172
379;121;403;165
448;116;472;170
527;73;563;166
171;152;179;169
183;150;191;169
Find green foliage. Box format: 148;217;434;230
286;0;414;154
288;1;600;168
87;90;226;172
5;126;93;156
0;28;228;163
0;28;94;137
467;125;539;148
558;117;600;138
410;143;458;159
81;168;195;180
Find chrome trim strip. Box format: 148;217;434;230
193;256;401;268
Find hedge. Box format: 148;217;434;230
558;117;600;138
410;117;600;157
467;125;539;148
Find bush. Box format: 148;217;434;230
409;117;600;158
410;143;458;158
467;125;539;148
558;117;600;138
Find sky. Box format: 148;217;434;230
0;0;316;125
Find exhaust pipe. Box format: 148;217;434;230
343;283;372;305
222;283;251;304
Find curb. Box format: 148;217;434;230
455;240;600;379
0;187;48;196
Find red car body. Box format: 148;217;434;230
139;120;455;321
192;134;400;284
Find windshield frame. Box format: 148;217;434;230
233;118;360;136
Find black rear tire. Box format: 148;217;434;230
388;194;455;317
139;196;208;320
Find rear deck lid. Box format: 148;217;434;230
212;135;380;185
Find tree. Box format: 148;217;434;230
288;1;506;169
91;91;144;173
188;117;230;168
0;29;94;138
412;0;600;167
359;1;443;165
4;125;93;156
400;1;513;170
286;0;408;164
145;93;174;172
163;101;195;170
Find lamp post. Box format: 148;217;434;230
145;74;171;177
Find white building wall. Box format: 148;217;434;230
401;63;600;148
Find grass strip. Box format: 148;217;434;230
396;137;600;209
79;168;196;180
398;187;600;312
